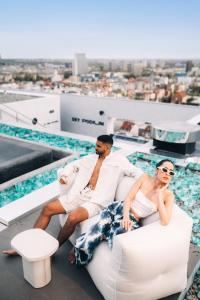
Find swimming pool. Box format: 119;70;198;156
128;151;200;247
0;123;96;156
0;123;118;209
0;123;96;207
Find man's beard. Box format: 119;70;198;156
96;150;104;157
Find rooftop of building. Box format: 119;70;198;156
0;93;199;300
0;91;39;103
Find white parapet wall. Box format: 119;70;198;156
0;90;61;130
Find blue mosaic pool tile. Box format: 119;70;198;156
128;152;200;247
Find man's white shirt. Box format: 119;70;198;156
59;153;143;207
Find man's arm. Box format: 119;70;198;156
57;160;80;185
58;154;93;185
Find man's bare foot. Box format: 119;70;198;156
67;248;76;264
2;249;18;256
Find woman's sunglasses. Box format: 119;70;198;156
157;167;175;176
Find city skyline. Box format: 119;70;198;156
0;0;200;59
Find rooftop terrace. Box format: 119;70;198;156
0;122;199;300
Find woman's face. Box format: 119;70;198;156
156;161;175;184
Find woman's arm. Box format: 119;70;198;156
121;173;148;230
157;189;174;225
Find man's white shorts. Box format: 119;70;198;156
59;190;102;218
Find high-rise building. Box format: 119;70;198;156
126;63;132;73
133;63;144;76
73;53;88;76
186;60;193;73
108;61;113;72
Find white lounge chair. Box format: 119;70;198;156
59;175;193;300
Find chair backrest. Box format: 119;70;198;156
115;176;137;203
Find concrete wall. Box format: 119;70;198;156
61;94;200;137
0;94;61;130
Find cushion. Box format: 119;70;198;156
115;176;137;202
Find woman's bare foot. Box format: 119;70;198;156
67;248;76;264
2;249;18;256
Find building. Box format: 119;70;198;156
73;53;88;76
133;63;144;76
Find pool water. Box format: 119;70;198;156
0;167;59;207
0;123;96;156
185;266;200;300
128;151;200;247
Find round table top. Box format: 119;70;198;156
11;228;59;261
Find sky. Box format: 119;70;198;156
0;0;200;59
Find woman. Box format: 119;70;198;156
74;159;175;267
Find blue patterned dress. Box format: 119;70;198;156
74;201;141;267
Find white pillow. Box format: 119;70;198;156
115;176;137;202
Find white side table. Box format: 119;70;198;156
11;228;59;288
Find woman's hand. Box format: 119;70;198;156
156;183;169;202
121;217;133;231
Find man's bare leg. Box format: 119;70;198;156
34;199;65;229
2;198;65;256
57;207;89;263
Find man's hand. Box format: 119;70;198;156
59;175;68;185
121;217;133;231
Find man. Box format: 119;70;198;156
3;134;142;256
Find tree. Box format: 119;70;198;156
123;73;136;79
64;71;72;79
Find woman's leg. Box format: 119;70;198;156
75;201;124;266
75;201;140;266
103;202;141;248
106;201;126;247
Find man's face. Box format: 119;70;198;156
95;140;108;156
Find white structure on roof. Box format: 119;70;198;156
187;113;200;125
60;94;200;137
0;90;61;130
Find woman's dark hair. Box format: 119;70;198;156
156;159;174;168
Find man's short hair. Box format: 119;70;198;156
97;134;113;145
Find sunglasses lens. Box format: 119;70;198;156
162;167;168;173
169;171;175;176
